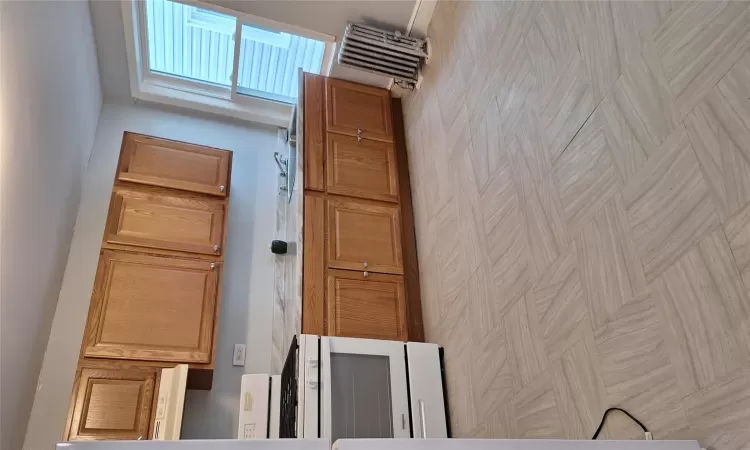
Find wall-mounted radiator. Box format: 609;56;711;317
338;23;430;90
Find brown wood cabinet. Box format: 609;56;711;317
326;133;398;202
118;133;231;197
302;73;423;342
304;74;326;192
82;251;219;363
327;269;407;341
327;197;403;275
65;367;158;441
326;78;393;142
303;194;326;336
66;133;232;441
104;186;225;257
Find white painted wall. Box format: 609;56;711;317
22;102;281;449
0;2;102;450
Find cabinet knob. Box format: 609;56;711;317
363;262;368;268
210;263;216;269
357;135;362;142
363;271;369;278
214;245;221;252
220;185;225;192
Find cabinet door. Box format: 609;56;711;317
104;186;225;257
304;73;326;191
82;251;219;363
327;197;403;275
303;194;326;335
326;133;399;202
326;79;393;142
66;367;156;441
118;132;231;196
327;270;407;340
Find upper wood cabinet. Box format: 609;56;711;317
118;133;231;197
304;73;326;191
82;251;219;364
66;367;157;441
327;269;407;341
326;133;399;202
327;197;403;275
104;186;225;257
326;78;393;142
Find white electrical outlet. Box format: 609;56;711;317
233;344;246;366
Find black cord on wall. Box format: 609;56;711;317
592;407;650;440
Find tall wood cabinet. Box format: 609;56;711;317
65;133;232;441
302;75;423;341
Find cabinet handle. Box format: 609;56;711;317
214;245;221;252
220;185;225;192
418;399;427;438
210;263;216;269
363;262;368;268
363;271;369;278
357;135;362;142
401;413;406;430
357;128;362;136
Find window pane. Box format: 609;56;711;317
145;0;236;86
237;24;326;102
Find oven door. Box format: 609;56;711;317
320;337;411;442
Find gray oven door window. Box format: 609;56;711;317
330;353;394;442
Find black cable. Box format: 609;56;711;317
591;407;649;440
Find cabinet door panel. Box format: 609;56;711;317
326;133;398;202
304;73;326;191
105;187;225;256
83;251;218;363
303;194;326;335
67;367;156;441
327;197;403;275
118;133;231;196
327;270;407;340
326;79;393;142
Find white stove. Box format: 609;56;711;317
240;335;450;441
295;335;448;441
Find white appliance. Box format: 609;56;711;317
57;439;330;450
296;335;448;441
334;440;703;450
153;364;189;440
238;374;283;439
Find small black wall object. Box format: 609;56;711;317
271;240;288;255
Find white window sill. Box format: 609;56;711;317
134;81;294;128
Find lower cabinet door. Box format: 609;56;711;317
327;269;407;341
82;250;219;363
327;197;403;275
66;367;157;441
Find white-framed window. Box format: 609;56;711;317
122;0;336;127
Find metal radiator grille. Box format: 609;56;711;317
339;23;429;89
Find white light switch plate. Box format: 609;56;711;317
233;344;246;366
